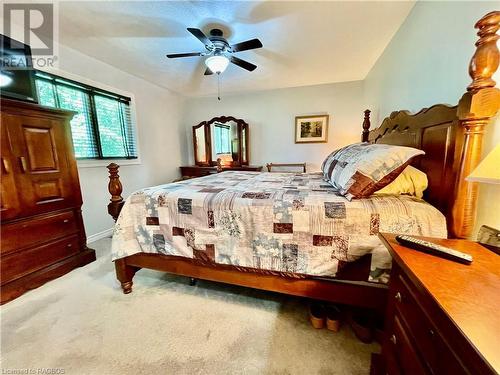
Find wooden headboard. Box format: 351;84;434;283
361;11;500;239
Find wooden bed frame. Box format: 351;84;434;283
106;12;500;313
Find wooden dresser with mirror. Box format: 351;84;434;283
180;116;262;179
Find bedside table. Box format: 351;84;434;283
373;233;500;375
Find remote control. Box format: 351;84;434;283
395;235;473;265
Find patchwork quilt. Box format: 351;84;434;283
111;171;447;284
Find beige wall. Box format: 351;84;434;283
364;1;500;237
183;81;365;172
57;45;186;238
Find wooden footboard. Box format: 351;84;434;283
115;252;388;313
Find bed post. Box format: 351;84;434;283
107;163;125;222
106;163;141;293
362;109;371;142
452;11;500;238
115;258;139;294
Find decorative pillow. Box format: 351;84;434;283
374;165;428;198
321;142;425;199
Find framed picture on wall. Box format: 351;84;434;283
295;115;329;143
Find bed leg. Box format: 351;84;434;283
115;258;139;294
189;277;197;286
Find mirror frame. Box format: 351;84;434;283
193;116;249;167
192;122;211;166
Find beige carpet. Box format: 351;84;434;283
1;237;379;374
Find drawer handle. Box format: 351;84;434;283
67;244;72;248
63;219;70;223
395;292;402;303
19;156;28;173
429;329;435;337
390;334;397;345
1;158;10;174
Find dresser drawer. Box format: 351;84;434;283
1;210;78;255
378;233;499;375
389;313;428;375
393;273;468;375
0;234;80;284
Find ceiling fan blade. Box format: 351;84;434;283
230;56;257;71
231;38;263;53
166;52;202;58
187;28;213;47
204;67;213;76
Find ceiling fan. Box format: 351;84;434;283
166;28;263;75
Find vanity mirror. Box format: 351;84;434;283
193;116;249;166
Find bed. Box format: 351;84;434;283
106;11;500;314
111;171;447;283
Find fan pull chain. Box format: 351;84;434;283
217;72;221;101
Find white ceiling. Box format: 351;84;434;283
58;1;415;96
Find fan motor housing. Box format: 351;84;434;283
209;28;223;37
208;29;229;52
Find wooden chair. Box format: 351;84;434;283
266;163;306;173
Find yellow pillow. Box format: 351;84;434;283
374;165;428;198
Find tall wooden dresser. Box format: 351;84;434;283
0;98;96;304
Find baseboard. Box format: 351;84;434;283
87;228;113;243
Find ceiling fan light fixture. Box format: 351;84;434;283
205;55;229;74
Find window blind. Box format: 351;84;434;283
34;71;137;160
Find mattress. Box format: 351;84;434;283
111;171;447;284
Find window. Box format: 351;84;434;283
34;71;137;160
213;123;232;154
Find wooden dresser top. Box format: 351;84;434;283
180;165;262;170
380;233;500;374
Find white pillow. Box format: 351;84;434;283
374;165;428;198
